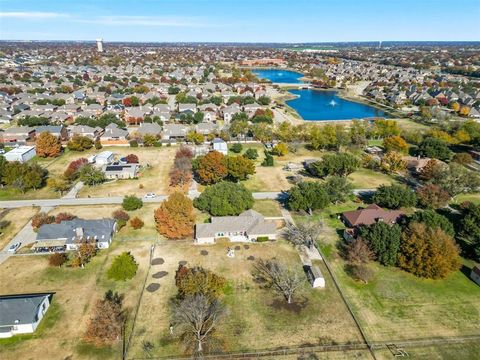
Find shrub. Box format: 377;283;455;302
31;212;55;229
48;253;68;267
153;141;162;147
348;264;374;284
125;154;139;164
55;212;77;224
112;209;130;221
130;216;144;229
122;195;143;211
243;148;259;160
129;140;139;147
107;252;138;281
256;236;269;242
116;219;127;231
262;151;274;166
230;143;243;153
271;143;288;156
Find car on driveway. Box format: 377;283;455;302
144;193;156;199
7;242;21;253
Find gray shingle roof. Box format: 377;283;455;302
195;210;276;239
0;294;51;326
36;218;115;244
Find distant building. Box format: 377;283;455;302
0;293;52;338
96;38;104;52
212;138;228;155
4;146;36;163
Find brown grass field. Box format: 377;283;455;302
128;240;363;358
0;239;153;360
0;207;38;250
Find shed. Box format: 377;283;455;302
304;265;325;288
471;265;480;286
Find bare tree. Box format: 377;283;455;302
346;238;374;264
253;258;304;304
283;222;322;249
172;294;226;354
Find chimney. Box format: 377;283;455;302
75;227;84;238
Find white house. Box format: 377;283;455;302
471;265;480;286
0;293;52;338
4;146;36;163
212;138;228;155
35;218;116;252
195;210;277;244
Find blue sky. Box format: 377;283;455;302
0;0;479;42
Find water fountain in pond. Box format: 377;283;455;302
329;99;337;106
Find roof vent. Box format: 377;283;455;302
14;319;19;324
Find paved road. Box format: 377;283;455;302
0;192;287;209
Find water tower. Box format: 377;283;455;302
96;38;104;52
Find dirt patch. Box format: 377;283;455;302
146;283;161;292
178;260;187;266
235;246;241;250
270;297;309;315
247;255;255;261
244;245;250;250
200;250;209;256
152;271;168;279
151;258;164;265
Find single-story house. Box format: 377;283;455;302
163;124;189;140
0;293;52;338
342;204;405;228
100;123;129;146
0;126;35;145
68;124;103;139
471;265;480;286
4;146;36;163
35;218;116;251
138;122;162;137
102;164;139;179
35;125;68;141
212;138;228;155
195;210;277;244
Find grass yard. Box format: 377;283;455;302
451;193;480;205
0;239;153;360
0;186;58;201
347;168;397;189
252;199;283;217
0;207;38;250
396;118;430;133
76;146;176;198
128;240;363;358
296;203;480;345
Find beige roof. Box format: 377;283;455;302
195;210;276;239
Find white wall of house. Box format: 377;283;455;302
0;296;50;338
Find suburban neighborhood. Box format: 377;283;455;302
0;8;480;359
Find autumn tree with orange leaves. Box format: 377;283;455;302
154;192;195;239
36;132;62;158
194;151;228;185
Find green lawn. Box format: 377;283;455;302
451;193;480;205
347;168;397;189
252;199;283;217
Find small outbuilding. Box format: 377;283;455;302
471;265;480;286
304;264;325;288
4;146;36;163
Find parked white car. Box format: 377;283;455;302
144;193;156;199
7;242;21;253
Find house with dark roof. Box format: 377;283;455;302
342;204;405;228
0;293;52;338
35;218;116;251
195;210;277;244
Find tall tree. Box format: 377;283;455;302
172;295;226;354
359;222;402;266
287;181;330;214
372;184;417;209
36;132;62;158
193;182;254;216
399;223;460;279
195;151;228;185
252;258;304;304
155;192;195;239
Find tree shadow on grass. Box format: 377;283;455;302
269;296;309;315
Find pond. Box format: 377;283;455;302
252;69;304;84
286;89;388;121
